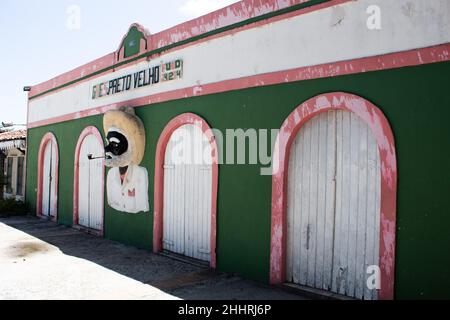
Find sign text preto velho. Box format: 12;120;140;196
91;59;183;100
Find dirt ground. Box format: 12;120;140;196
0;216;307;300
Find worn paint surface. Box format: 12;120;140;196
73;126;105;234
28;0;450;125
162;124;213;262
27;42;450;129
285;110;382;300
36;133;59;222
26;61;450;299
117;24;150;61
153;113;218;269
27;0;314;98
151;0;311;47
269;92;397;299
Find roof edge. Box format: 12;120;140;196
28;0;313;98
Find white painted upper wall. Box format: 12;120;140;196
28;0;450;125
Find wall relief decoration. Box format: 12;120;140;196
103;106;149;214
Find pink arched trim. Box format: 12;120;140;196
36;132;59;222
153;113;219;268
269;92;397;300
73;126;105;236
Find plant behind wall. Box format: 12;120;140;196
0;198;28;217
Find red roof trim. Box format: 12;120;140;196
28;0;311;98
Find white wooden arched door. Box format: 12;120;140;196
41;140;57;217
286;110;381;300
77;133;104;231
163;124;212;262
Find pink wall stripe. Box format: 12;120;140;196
28;0;316;99
29;53;116;98
27;43;450;129
150;0;310;49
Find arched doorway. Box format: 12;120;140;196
270;92;397;300
37;133;59;221
153;113;218;268
73;127;105;235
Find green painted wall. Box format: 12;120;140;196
122;26;146;58
26;61;450;299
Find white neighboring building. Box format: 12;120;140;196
0;129;26;201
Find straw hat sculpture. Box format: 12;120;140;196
103;106;146;168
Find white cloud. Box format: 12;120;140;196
179;0;239;19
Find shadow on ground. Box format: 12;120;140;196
0;215;306;300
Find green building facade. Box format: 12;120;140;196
25;0;450;299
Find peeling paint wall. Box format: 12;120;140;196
26;60;450;299
24;0;450;300
28;0;450;127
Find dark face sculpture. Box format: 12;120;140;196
105;131;128;157
105;130;131;168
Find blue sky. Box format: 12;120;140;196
0;0;237;125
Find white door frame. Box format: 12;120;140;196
73;126;105;236
285;110;382;299
270;92;397;300
153;113;219;269
37;132;59;221
162;123;213;262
